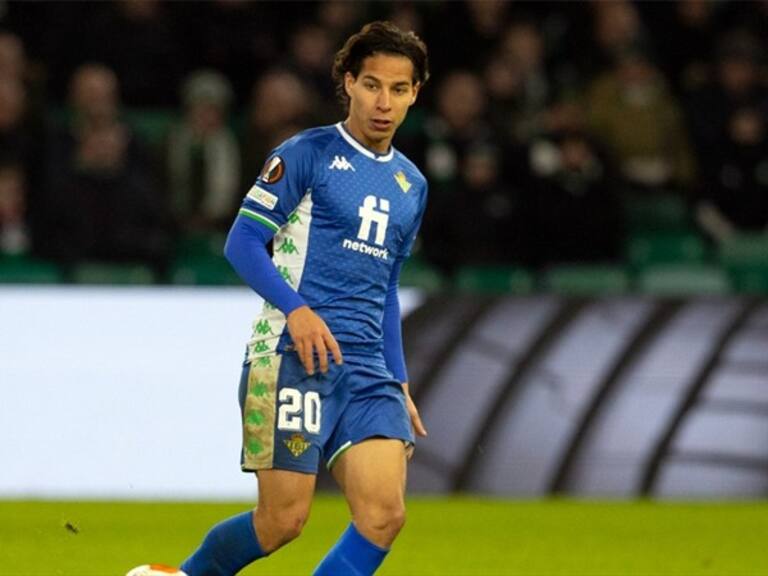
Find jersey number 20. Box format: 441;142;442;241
277;388;321;434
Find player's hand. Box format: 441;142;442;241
402;382;427;438
286;305;343;375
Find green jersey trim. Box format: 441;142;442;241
240;208;280;232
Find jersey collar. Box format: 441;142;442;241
336;122;394;163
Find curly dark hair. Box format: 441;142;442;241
332;21;429;109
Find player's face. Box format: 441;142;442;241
344;53;420;153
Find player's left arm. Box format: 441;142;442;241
383;257;427;438
385;178;429;438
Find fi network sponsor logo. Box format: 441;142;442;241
342;195;389;260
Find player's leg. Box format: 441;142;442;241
335;438;409;546
313;438;408;576
179;469;315;576
313;364;413;576
180;347;322;576
128;351;342;576
253;468;316;552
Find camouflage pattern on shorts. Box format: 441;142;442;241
241;354;282;470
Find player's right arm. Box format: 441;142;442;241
224;134;342;374
225;205;342;375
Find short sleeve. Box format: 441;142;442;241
239;134;317;233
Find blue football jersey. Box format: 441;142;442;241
239;122;428;360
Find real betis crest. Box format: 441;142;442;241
284;433;311;457
394;170;411;193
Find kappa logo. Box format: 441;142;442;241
329;155;355;171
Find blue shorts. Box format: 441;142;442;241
238;351;413;474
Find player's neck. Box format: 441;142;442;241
342;119;392;155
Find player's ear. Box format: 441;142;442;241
410;82;421;105
344;72;355;99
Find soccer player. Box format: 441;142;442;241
128;20;429;576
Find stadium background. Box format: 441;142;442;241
1;1;768;574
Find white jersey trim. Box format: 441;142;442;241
326;440;353;469
335;122;394;163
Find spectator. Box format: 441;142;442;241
382;2;424;38
317;0;367;44
687;29;768;242
0;31;25;80
0;75;27;160
687;31;767;170
0;160;29;256
407;70;524;272
426;0;509;77
0;30;45;128
43;64;169;270
85;0;185;107
491;22;551;144
528;130;622;265
650;0;721;95
484;53;523;139
525;3;594;97
590;0;646;74
67;62;120;127
172;0;280;104
286;23;337;122
585;45;695;196
695;107;768;241
0;54;45;250
243;68;314;189
166;69;240;235
718;0;768;47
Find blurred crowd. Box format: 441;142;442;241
1;0;767;279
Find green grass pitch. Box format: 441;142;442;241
1;497;766;575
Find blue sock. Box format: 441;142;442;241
313;523;389;576
180;511;265;576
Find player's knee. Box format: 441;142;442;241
275;510;307;543
393;505;407;533
383;505;406;536
256;504;309;550
358;502;406;541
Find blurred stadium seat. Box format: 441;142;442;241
718;233;768;294
170;257;242;286
627;231;708;270
170;232;242;286
454;265;534;294
638;264;731;295
174;232;227;260
542;264;630;295
70;262;156;285
622;193;690;233
399;256;445;292
0;255;63;284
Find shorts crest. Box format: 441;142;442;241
284;433;312;457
